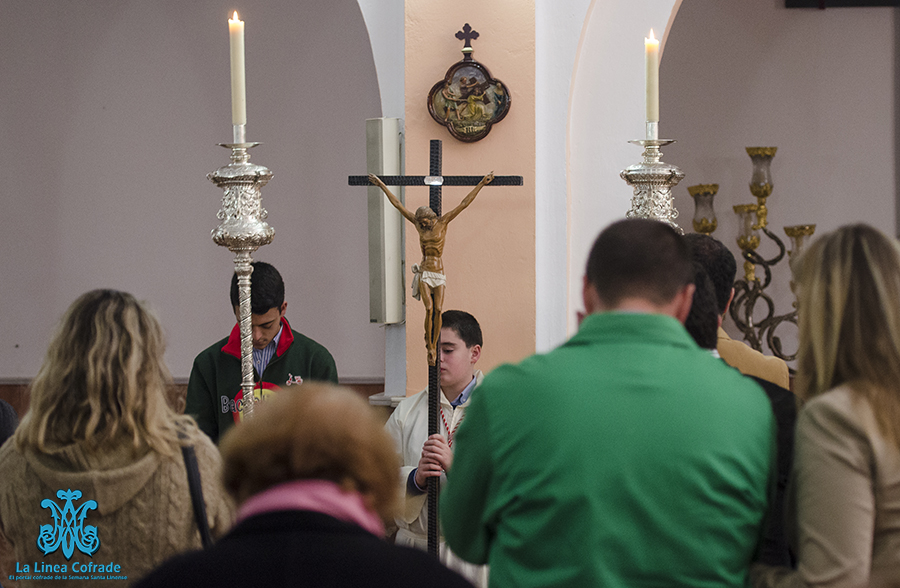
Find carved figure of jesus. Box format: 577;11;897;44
368;172;494;365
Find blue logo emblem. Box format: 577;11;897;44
37;489;100;559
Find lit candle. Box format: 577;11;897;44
229;11;246;126
645;29;659;123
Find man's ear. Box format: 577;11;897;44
672;283;696;324
469;344;482;365
279;301;288;317
582;276;602;315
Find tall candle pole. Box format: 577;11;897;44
211;11;273;419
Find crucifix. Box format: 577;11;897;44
349;139;522;556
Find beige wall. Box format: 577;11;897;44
404;0;536;395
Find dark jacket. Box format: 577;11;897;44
186;318;338;443
134;510;473;588
750;375;797;567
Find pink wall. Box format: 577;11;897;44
404;0;536;395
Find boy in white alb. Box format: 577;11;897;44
385;310;488;588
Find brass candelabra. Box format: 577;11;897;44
728;147;814;368
688;184;718;235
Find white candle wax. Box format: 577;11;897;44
645;29;659;123
229;11;246;126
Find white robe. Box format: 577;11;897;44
385;371;488;588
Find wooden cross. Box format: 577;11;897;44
455;23;479;49
348;142;522;211
349;139;522;556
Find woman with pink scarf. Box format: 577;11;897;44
136;382;472;588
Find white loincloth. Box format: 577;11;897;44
411;264;446;300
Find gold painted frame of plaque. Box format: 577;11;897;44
427;24;511;143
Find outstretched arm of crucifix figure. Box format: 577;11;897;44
442;172;494;223
368;174;417;224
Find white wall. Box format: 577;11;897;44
661;0;896;361
357;0;404;119
535;0;592;352
0;0;383;382
357;0;406;395
567;0;680;332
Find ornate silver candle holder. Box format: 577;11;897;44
620;138;685;232
207;131;274;418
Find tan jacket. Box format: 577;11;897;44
717;327;790;389
0;423;234;587
751;386;900;588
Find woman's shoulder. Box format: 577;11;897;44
0;434;22;461
805;384;856;407
0;436;27;483
0;435;47;493
798;384;882;450
801;385;861;423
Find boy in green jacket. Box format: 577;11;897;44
186;262;338;443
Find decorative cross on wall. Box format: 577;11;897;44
455;23;479;54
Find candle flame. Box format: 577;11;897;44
647;29;657;42
231;11;240;21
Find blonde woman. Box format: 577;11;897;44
0;290;233;586
752;224;900;588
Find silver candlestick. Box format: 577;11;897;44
620;133;685;233
207;124;274;419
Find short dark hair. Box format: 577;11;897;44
441;310;482;348
586;219;693;307
684;262;719;350
230;262;285;315
684;233;737;315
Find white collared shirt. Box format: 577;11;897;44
252;324;283;376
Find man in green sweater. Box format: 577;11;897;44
186;262;338;443
442;219;774;588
